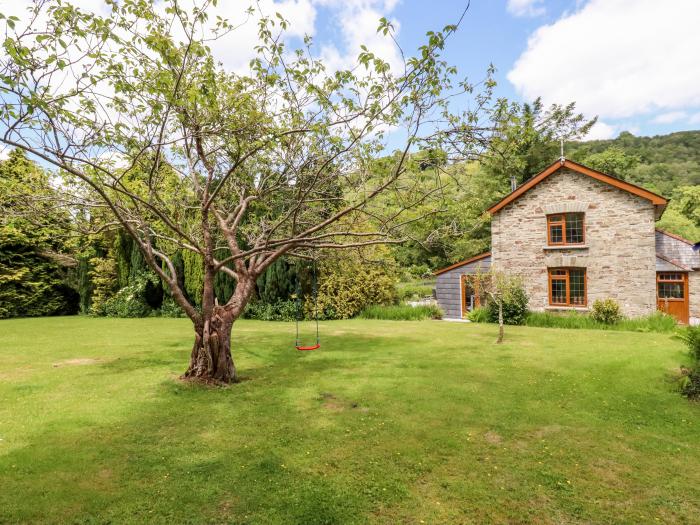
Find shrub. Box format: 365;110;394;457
487;284;528;325
244;299;298;321
402;264;431;280
88;255;118;314
467;306;489;323
678;326;700;361
359;303;442;320
313;259;398;320
591;299;622;324
677;326;700;399
159;297;185;318
100;273;158;318
397;281;435;301
678;367;700;399
0;227;80;318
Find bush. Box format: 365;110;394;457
0;227;80;318
159;297;184;318
467;306;489;323
591;299;622;324
244;299;298;321
678;325;700;361
487;284;528;325
524;311;677;332
398;264;432;280
99;273;158;318
359;303;442;320
678;367;700;399
397;281;435;301
88;255;118;314
677;326;700;399
313;258;398;320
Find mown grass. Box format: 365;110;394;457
0;316;698;524
359;303;443;320
524;310;678;332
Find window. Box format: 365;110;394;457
547;213;585;245
548;268;587;306
657;273;685;300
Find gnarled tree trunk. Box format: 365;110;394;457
181;275;256;384
183;306;237;383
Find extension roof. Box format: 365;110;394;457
433;252;491;276
486;159;668;217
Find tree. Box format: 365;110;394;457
389;99;595;270
656;186;700;242
0;226;78;318
1;1;495;383
579;146;639;180
471;270;526;344
484;97;596;186
0;149;80;317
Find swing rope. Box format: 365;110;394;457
295;259;320;351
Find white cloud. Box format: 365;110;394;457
508;0;700;120
2;0;398;74
203;0;318;73
585;121;617;140
313;0;402;72
652;111;687;125
689;112;700;125
507;0;545;17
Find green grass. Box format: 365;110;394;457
0;317;698;524
359;303;442;320
525;310;678;332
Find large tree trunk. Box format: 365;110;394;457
181;276;256;384
182;306;237;383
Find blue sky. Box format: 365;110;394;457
2;0;699;147
306;0;700;140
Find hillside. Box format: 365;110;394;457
567;130;700;195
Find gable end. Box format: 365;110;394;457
487;159;668;218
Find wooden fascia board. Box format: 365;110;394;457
433;252;491;276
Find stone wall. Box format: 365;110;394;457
690;272;700;326
491;168;657;317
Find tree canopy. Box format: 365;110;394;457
0;0;507;382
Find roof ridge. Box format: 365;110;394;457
487;159;668;215
655;228;696;246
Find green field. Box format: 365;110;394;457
0;317;698;524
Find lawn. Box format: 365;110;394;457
0;317;698;524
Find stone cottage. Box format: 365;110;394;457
434;158;700;325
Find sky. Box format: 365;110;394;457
286;0;700;141
2;0;700;156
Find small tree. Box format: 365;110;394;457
472;270;526;343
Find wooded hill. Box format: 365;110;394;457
567;130;700;195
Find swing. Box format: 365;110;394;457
295;260;320;351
